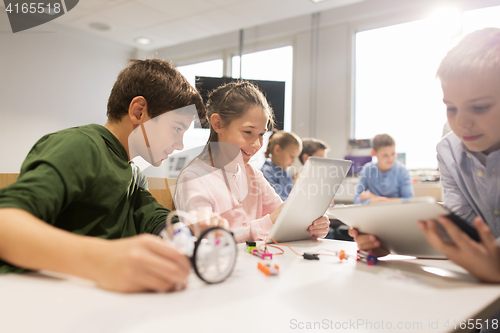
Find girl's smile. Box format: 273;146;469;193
212;105;269;164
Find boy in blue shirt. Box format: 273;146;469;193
353;134;413;204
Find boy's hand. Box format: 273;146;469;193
418;216;500;283
359;190;375;201
368;196;389;204
348;228;390;257
308;215;330;239
95;234;191;293
359;191;393;204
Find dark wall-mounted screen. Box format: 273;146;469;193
195;76;285;131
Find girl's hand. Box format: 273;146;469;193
187;209;229;236
348;228;390;257
308;215;330;239
269;202;285;224
419;216;500;283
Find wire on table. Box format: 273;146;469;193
265;238;302;256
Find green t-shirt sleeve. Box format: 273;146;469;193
130;163;170;235
133;188;170;235
0;132;101;225
0;131;101;273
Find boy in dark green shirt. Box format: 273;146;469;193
0;59;214;293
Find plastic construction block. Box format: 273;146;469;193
366;255;378;266
303;252;320;260
356;250;378;265
339;250;346;261
261;252;273;260
258;262;279;276
247;246;258;254
252;249;273;260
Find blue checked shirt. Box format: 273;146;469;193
437;132;500;237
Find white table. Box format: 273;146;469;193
1;239;500;333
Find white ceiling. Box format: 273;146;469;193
55;0;365;50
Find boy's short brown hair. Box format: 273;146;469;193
372;134;395;152
437;28;500;82
299;138;329;164
107;59;206;123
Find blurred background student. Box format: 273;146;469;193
289;137;330;181
261;130;302;201
299;138;329;165
354;134;414;204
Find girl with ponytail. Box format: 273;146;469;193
175;81;329;243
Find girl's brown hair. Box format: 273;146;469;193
264;130;302;158
206;81;275;142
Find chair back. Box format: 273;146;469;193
147;177;177;211
0;173;19;189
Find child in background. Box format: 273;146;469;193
353;134;413;204
298;138;329;165
351;29;500;287
174;81;330;243
292;137;329;183
294;137;335;208
261;130;302;201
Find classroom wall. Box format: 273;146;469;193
0;12;135;173
144;0;499;160
2;0;497;172
140;0;420;160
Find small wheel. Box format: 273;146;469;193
191;227;237;284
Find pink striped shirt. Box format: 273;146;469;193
174;158;282;243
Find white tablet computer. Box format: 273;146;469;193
266;157;352;243
329;197;479;258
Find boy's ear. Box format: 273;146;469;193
370;148;376;157
211;114;223;133
273;145;281;155
128;96;148;125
